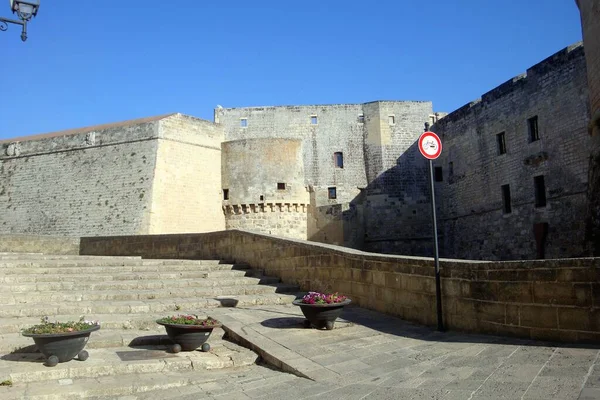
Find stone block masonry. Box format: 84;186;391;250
0;113;226;237
433;43;590;260
80;230;600;343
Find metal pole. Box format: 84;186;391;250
429;159;444;331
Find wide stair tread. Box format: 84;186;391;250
0;263;250;276
0;282;299;303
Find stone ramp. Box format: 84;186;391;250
0;253;301;398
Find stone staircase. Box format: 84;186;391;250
0;253;299;399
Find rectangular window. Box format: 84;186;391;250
277;182;286;190
240;118;248;128
310;115;318;125
534;175;547;207
388;115;395;125
496;132;507;155
434;166;443;182
358;115;365;124
223;189;229;201
528;116;539;142
334;152;344;168
501;184;511;214
328;187;337;199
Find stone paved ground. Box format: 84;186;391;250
3;304;600;399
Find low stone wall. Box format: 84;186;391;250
80;230;600;343
0;235;80;254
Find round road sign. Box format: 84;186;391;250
418;131;442;160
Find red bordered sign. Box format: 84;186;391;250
418;131;442;160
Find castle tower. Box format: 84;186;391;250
221;138;309;239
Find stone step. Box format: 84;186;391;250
0;365;275;400
0;340;259;385
2;275;281;292
0;255;141;261
0;293;299;318
0;262;249;276
0;282;299;304
0;258;230;268
2;270;261;291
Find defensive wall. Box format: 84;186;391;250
432;43;590;260
221;138;309;239
215;101;435;253
0;113;225;236
576;0;600;256
80;230;600;343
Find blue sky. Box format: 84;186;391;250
0;0;583;139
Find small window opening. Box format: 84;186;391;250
501;184;512;214
240;118;248;128
388;115;395;125
310;115;318;125
434;166;443;182
277;182;286;190
534;175;547;207
223;189;229;200
328;187;337;199
528;116;539;142
334;152;344;168
358;115;365;124
259;195;264;201
497;132;507;155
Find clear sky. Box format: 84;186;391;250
0;0;583;139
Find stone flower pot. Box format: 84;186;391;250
22;324;100;366
293;299;351;330
156;321;221;353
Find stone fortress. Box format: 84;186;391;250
1;1;599;262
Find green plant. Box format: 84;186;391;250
157;315;220;327
22;316;100;335
0;380;12;387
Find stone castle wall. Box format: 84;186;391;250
0;114;226;237
433;44;590;260
576;0;600;255
0;119;161;236
216;101;434;251
221;138;308;239
150;114;225;234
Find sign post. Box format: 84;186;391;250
418;130;444;332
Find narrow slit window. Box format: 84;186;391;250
496;132;507;155
434;166;443;182
448;162;454;179
310;115;318;125
334;152;344;168
388;115;395;125
223;189;229;201
501;184;511;214
534;175;547;207
277;182;286;190
528;116;539;142
328;187;337;199
358;115;365;124
240;118;248;128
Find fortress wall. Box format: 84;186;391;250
222;138;308;239
0;121;160;236
433;44;590;260
81;230;600;344
149;114;225;234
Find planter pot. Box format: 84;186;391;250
156;321;221;352
22;325;100;367
292;299;351;330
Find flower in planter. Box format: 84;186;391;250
301;292;348;305
156;315;220;326
22;316;100;335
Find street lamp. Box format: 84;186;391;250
0;0;40;42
